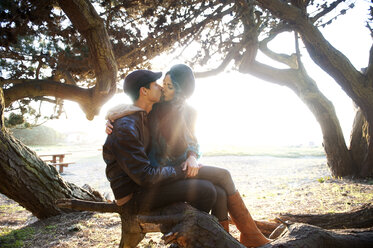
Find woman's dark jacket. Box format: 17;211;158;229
103;105;185;200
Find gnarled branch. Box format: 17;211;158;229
4;80;90;108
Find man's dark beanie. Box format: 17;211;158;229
169;64;195;98
123;70;162;96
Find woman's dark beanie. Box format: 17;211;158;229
169;64;195;98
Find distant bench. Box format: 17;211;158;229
50;161;75;173
39;153;74;173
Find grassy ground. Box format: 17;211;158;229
1;179;372;248
1;151;373;247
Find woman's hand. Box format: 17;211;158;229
106;120;114;135
182;154;199;178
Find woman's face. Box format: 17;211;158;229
162;74;175;101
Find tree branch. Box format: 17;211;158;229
256;0;366;106
57;0;117;119
239;59;300;92
56;199;120;213
115;5;231;70
195;41;245;78
365;44;373;80
259;26;298;69
4;80;90;108
310;0;346;23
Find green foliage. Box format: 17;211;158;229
4;113;24;127
0;227;35;248
43;225;57;235
317;176;331;183
10;125;64;145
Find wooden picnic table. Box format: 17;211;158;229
39;153;74;173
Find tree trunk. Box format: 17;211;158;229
255;0;372;178
0;88;104;219
279;203;373;229
297;77;354;177
57;199;373;248
359;109;373;177
350;108;369;173
235;2;356;178
239;60;355;177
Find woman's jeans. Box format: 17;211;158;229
133;178;217;213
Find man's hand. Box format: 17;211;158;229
182;155;199;178
106;120;114;135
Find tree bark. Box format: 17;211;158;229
0;88;4;132
0;89;105;219
360;109;373;177
350;107;369;174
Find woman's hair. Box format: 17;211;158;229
149;100;197;164
164;71;183;100
168;64;195;99
149;64;197;164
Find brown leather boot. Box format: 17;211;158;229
227;191;270;247
219;219;230;233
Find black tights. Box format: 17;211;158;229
133;166;236;222
133;178;217;213
195;166;237;221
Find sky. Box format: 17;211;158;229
46;1;371;152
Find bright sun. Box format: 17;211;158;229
189;72;353;150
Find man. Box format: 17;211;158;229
103;69;217;213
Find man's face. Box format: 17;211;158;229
146;81;163;103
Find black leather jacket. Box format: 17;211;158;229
103;109;185;200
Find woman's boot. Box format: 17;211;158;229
227;191;270;247
219;219;230;233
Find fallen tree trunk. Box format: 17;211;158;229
254;220;281;237
57;199;373;248
57;199;245;248
262;224;373;248
279;203;373;229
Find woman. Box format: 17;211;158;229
106;64;269;247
